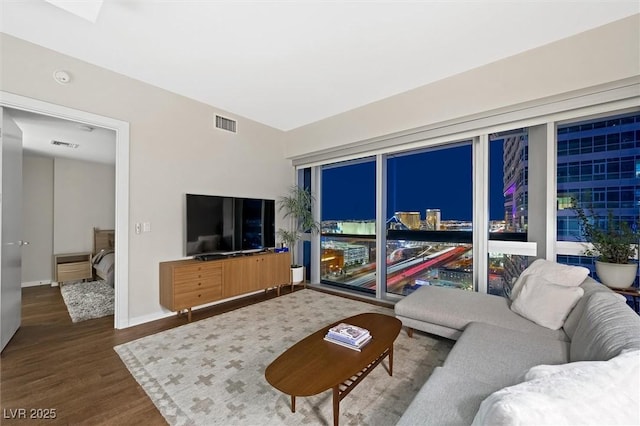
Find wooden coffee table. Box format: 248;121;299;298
265;312;402;426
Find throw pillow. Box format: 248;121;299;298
510;275;584;330
510;258;589;301
472;350;640;426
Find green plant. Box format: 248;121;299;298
277;185;320;267
571;199;639;264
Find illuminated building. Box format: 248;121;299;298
425;209;441;230
395;212;421;230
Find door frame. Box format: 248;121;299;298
0;92;130;329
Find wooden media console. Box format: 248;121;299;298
159;251;290;321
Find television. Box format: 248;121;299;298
185;194;275;257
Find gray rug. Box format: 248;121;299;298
60;280;114;323
115;289;453;425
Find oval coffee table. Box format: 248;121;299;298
265;312;402;426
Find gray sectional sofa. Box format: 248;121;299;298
395;276;640;425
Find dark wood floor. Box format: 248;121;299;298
1;284;391;425
0;285;300;425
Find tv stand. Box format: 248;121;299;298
160;251;291;322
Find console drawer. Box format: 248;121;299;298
174;286;222;309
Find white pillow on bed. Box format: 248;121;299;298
92;249;113;265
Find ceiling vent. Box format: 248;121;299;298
51;140;79;149
215;115;237;133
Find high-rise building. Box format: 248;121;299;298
395;212;421;230
556;113;640;241
499;130;528;232
494;113;639;292
495;112;639;239
426;209;441;230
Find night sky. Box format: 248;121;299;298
322;141;506;222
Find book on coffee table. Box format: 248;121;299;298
327;323;370;346
324;334;372;351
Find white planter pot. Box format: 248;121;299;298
291;266;304;285
595;261;638;289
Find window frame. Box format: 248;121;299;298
293;85;640;299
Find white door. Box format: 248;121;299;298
1;108;24;352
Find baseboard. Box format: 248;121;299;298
128;310;176;328
21;280;52;288
126;290;267;328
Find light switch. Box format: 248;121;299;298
135;223;141;234
143;222;151;232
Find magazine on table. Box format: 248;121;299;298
326;330;371;346
327;323;370;345
324;334;372;352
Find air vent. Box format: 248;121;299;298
51;140;79;149
215;115;237;133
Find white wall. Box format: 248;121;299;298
0;33;291;322
21;155;115;285
284;15;640;159
21;154;54;285
53;157;115;254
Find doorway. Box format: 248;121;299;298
1;91;130;329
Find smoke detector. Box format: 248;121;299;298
53;70;71;84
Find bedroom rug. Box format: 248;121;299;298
60;280;114;323
114;289;453;426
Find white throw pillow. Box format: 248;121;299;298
472;350;640;426
510;275;584;330
510;259;590;301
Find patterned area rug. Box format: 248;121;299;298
60;280;114;323
115;290;453;425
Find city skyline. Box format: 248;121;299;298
321;142;506;223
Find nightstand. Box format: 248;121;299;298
54;252;93;283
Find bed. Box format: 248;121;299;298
92;228;115;287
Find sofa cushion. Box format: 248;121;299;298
472;350;640;426
444;322;570;389
563;277;620;339
570;292;640;361
397;366;498;426
394;285;568;341
510;258;589;301
510;275;584;330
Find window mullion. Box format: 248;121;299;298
375;154;387;299
473;135;489;293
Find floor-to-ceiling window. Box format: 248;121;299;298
385;143;473;295
556;112;640;288
320;158;377;294
300;99;638;300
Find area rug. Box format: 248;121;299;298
115;289;453;425
60;280;114;323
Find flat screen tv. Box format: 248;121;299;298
185;194;275;257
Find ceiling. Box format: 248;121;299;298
6;109;116;165
1;1;639;131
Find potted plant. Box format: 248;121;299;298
572;199;639;289
277;185;320;284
